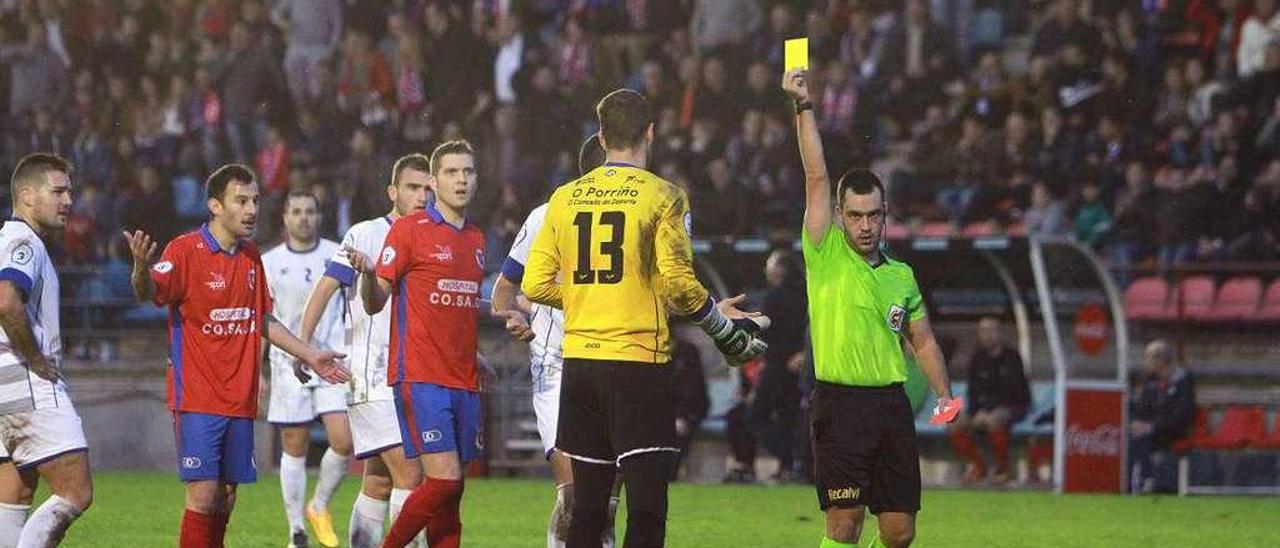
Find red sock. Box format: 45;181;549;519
948;430;984;470
211;510;230;547
381;478;464;548
426;480;464;548
988;428;1011;473
180;509;215;548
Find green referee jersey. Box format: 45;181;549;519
802;224;926;387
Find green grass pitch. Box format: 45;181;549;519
41;472;1280;546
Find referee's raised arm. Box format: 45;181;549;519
784;69;832;246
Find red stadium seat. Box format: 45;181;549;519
1005;221;1027;237
1124;277;1170;321
884;223;909;240
1173;407;1212;454
1256;410;1280;450
1177;276;1216;320
961;222;995;237
917;222;952;238
1200;406;1266;449
1202;277;1262;322
1259;279;1280;321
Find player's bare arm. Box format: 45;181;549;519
294;274;343;383
490;275;533;342
124;229;159;303
905;315;955;410
0;280;59;381
264;313;350;384
344;244;393;315
783;68;833;245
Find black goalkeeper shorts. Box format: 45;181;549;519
811;381;921;514
556;358;677;465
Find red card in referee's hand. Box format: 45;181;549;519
930;397;963;425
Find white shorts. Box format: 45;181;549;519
0;405;88;469
267;380;350;425
348;400;403;460
531;363;563;459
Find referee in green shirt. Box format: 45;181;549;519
784;70;957;548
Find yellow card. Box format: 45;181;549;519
784;38;809;72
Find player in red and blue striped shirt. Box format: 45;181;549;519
125;164;349;548
347;141;511;548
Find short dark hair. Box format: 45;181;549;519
429;140;475;175
10;153;71;202
578;133;606;175
391;153;432;186
596;89;653;151
205;164;257;202
283;188;319;211
836;169;886;206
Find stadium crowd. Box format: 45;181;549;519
2;0;1279;271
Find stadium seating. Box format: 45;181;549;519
885;223;909;240
1201;277;1263;322
1255;413;1280;450
1259;279;1280;321
1124;277;1171;321
914;381;1054;437
1197;406;1266;449
917;222;953;238
1177;276;1217;321
961;222;996;237
1178;405;1280;495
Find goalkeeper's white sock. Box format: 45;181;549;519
0;502;29;548
347;492;387;548
310;448;349;512
16;495;80;548
280;453;308;534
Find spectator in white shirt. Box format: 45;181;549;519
1237;0;1280;78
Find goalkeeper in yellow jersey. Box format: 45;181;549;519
523;89;770;548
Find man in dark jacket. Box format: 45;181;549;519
748;249;808;483
671;339;709;481
1130;339;1196;493
948;317;1031;483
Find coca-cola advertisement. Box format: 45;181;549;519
1064;386;1127;492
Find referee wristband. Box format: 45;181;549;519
794;100;813;114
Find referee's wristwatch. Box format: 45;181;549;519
794;100;813;114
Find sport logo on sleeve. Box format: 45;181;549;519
10;242;33;265
153;261;174;274
380;247;397;266
887;304;906;333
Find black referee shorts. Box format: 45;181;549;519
556;358;678;464
811;381;921;515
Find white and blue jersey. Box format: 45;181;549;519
324;217;395;404
262;238;345;376
501;204;566;457
0;218;68;413
502;204;565;393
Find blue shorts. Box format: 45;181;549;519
173;412;257;484
393;383;483;462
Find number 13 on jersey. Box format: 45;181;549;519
572;211;626;285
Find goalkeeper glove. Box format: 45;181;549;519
692;297;770;364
